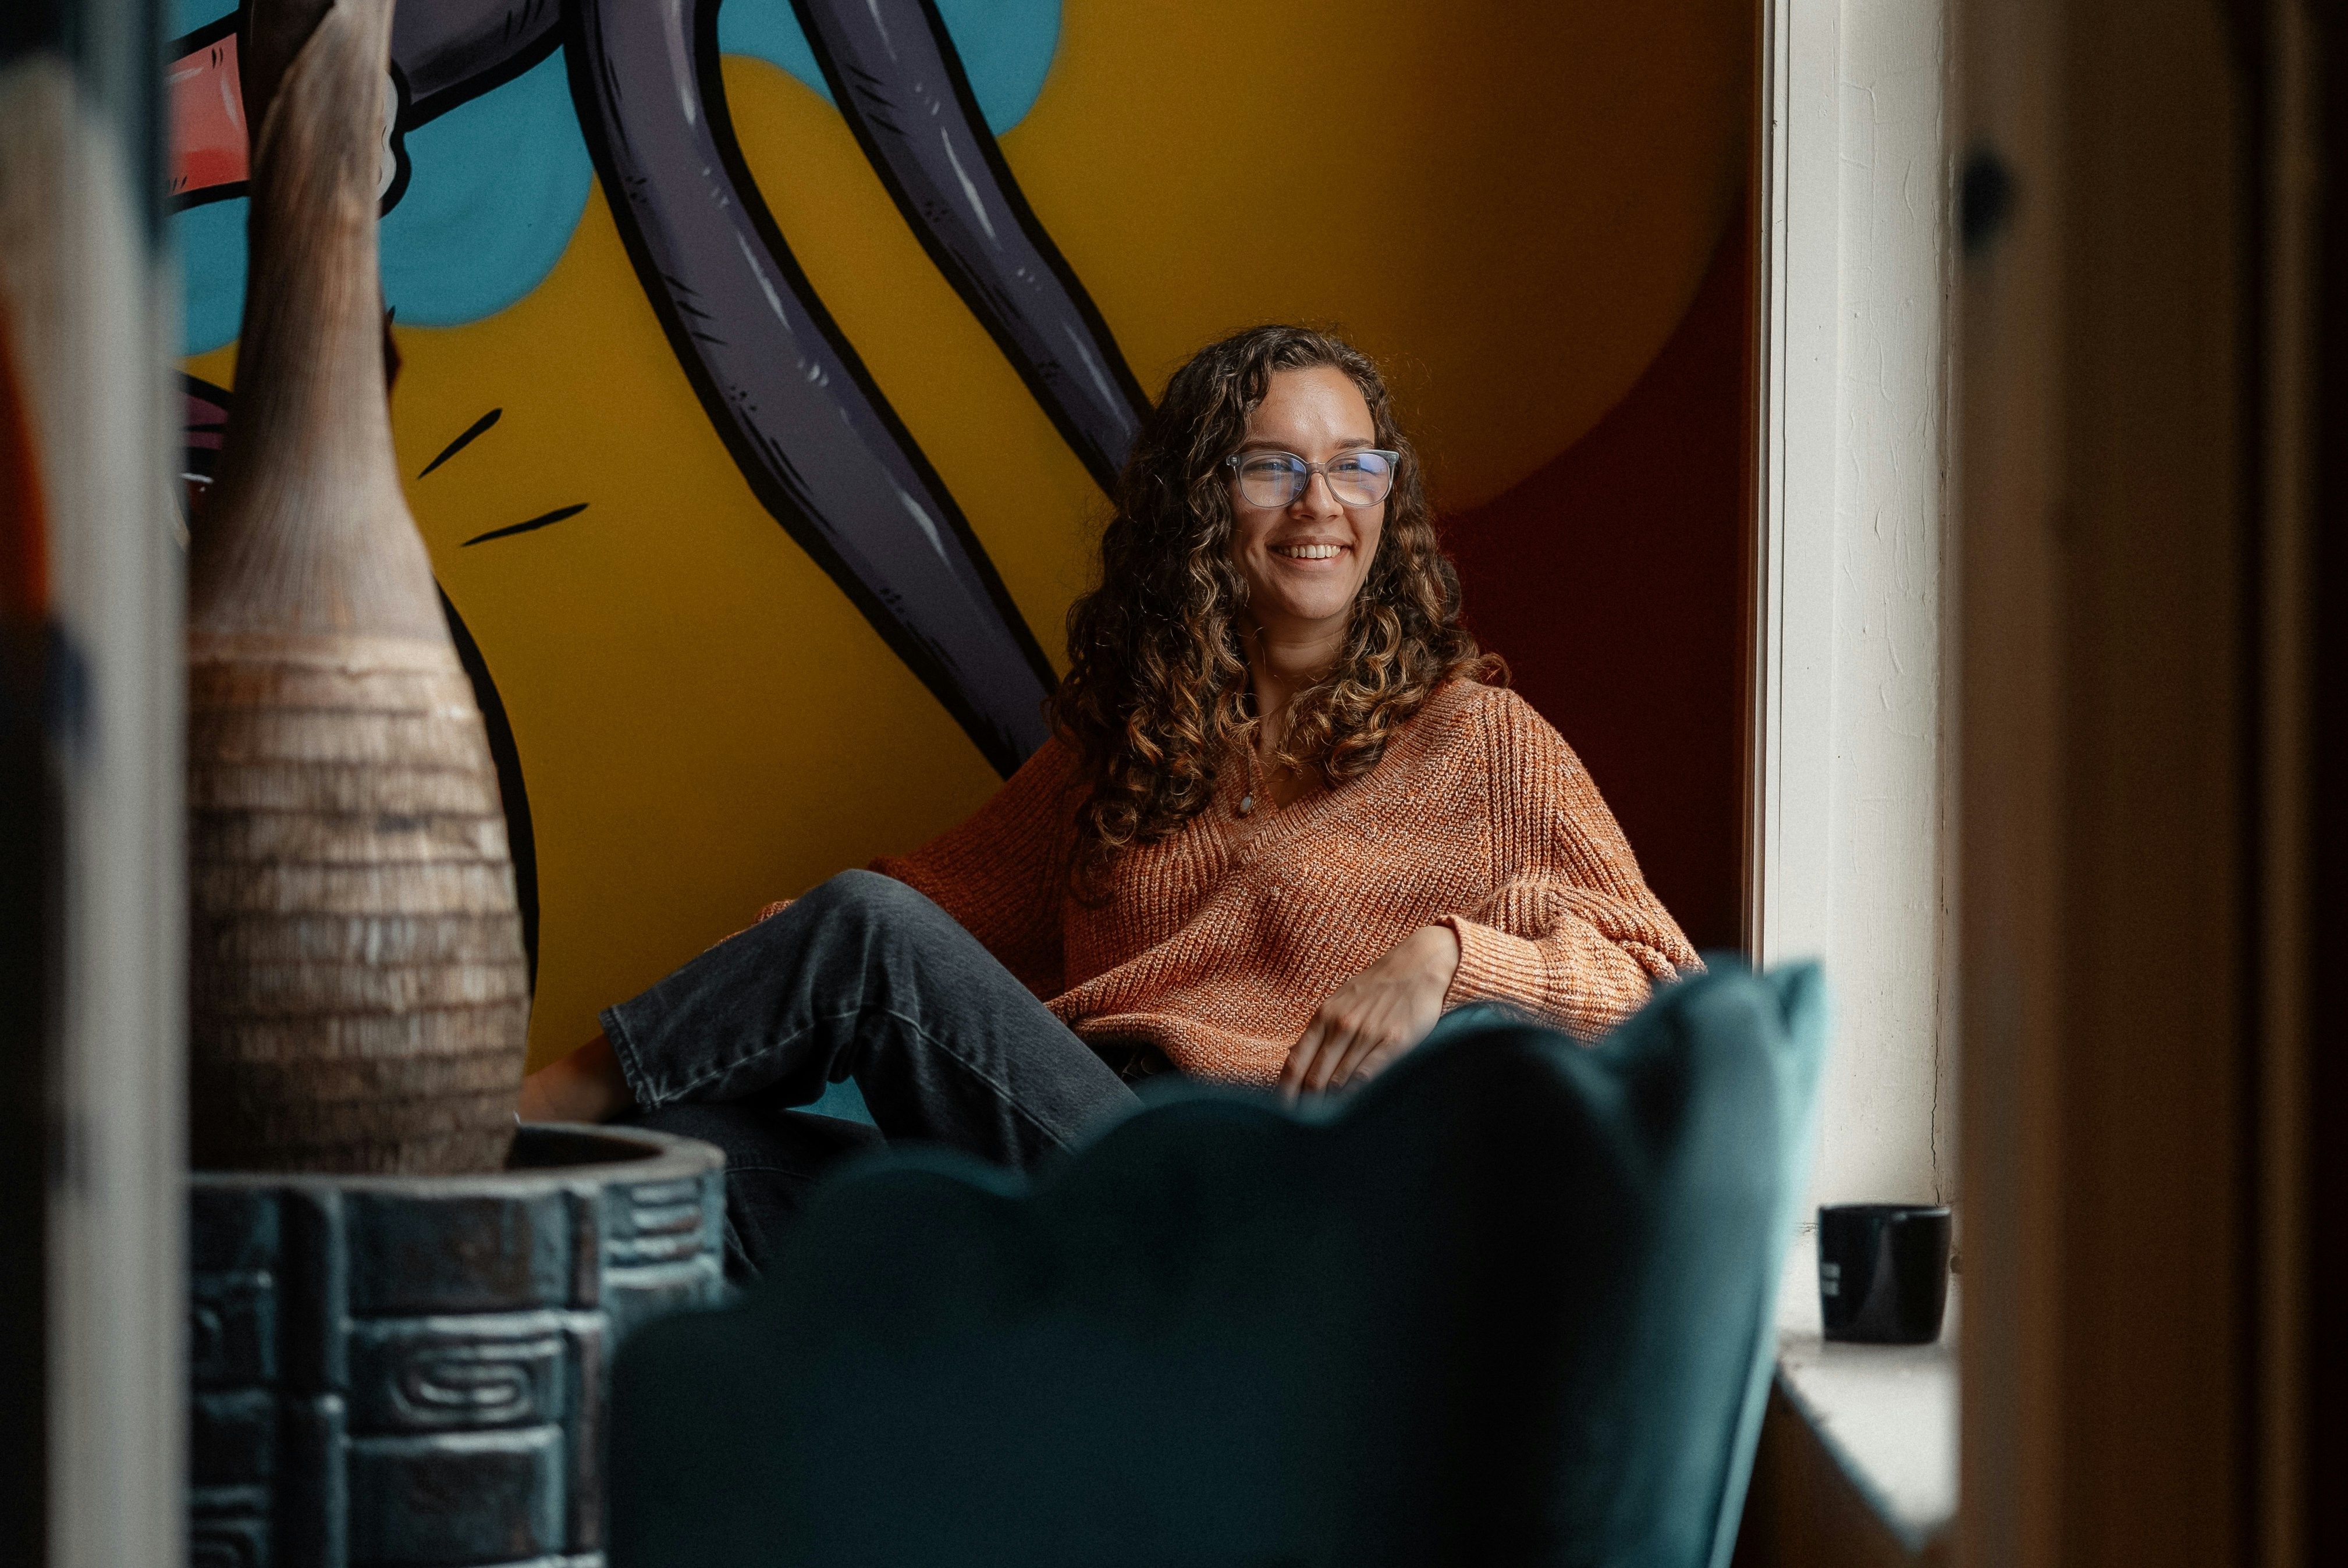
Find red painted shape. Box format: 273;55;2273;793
0;301;49;624
185;382;230;454
1444;200;1753;953
169;31;249;203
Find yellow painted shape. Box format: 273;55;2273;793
1001;0;1751;510
184;6;1752;1069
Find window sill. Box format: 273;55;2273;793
1767;1229;1958;1556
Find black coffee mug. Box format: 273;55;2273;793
1818;1203;1951;1344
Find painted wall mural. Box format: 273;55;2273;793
172;0;1753;1066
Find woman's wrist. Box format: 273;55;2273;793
1416;922;1463;990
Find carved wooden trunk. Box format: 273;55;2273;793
187;1124;726;1568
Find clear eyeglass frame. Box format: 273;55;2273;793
1223;447;1401;509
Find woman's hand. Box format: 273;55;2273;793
1278;923;1462;1100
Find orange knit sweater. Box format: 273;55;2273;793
814;681;1697;1085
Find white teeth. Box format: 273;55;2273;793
1273;543;1342;560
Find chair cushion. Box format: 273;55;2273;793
610;961;1825;1568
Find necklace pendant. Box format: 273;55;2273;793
1237;792;1255;817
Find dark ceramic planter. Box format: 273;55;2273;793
188;1124;725;1568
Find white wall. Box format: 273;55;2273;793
1756;0;1954;1210
1821;0;1955;1205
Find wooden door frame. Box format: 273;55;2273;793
1953;1;2330;1563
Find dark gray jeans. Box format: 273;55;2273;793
605;870;1137;1273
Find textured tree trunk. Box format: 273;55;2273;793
187;0;527;1172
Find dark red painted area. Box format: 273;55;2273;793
0;307;48;624
1444;209;1752;953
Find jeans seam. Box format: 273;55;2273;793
718;1210;752;1275
600;1005;657;1110
890;1006;1080;1152
642;1005;875;1108
633;998;1085;1151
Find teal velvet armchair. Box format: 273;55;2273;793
608;962;1825;1567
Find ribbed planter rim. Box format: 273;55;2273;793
191;1121;719;1188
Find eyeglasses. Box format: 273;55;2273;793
1224;447;1401;509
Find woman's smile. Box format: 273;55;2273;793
1228;366;1387;642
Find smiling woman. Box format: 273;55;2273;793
521;324;1701;1272
1054;327;1485;868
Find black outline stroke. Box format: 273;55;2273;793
791;0;1150;493
439;588;539;993
564;0;1056;776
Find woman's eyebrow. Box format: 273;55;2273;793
1231;436;1377;453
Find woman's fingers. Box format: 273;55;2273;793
1331;1006;1416;1089
1315;1018;1371;1089
1289;955;1439;1097
1292;997;1412;1097
1305;1008;1375;1094
1280;1016;1330;1100
1288;1007;1357;1098
1326;1029;1395;1090
1299;1014;1344;1094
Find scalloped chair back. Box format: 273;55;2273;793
610;962;1826;1568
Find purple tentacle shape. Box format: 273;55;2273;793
564;0;1057;776
391;0;564;122
791;0;1150;493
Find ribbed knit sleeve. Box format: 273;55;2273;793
866;738;1081;998
1437;692;1699;1039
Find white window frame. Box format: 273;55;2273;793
1750;0;1956;1211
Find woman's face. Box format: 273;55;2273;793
1227;366;1386;643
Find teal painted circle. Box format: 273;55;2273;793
176;201;247;358
378;53;595;331
172;0;234;33
176;47;592;355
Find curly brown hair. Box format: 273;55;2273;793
1051;325;1499;884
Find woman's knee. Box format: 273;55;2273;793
801;868;939;930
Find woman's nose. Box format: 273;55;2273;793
1291;470;1342;514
